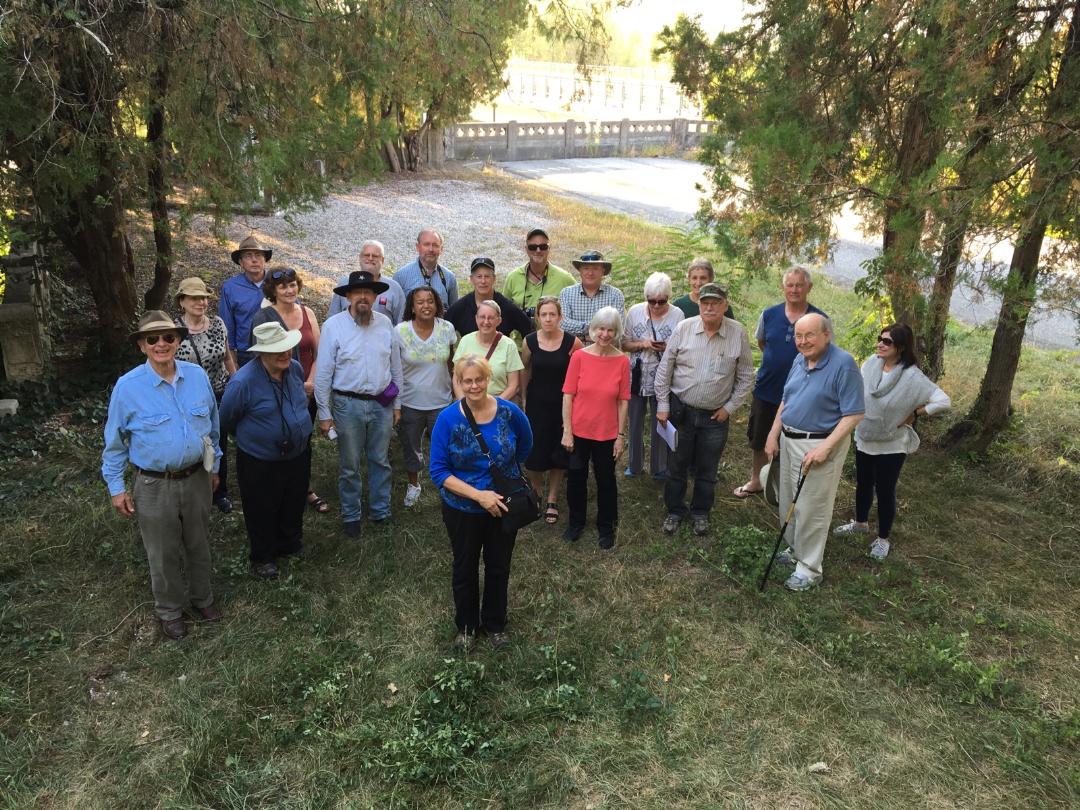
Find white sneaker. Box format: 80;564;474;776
404;483;422;508
784;572;820;592
833;521;870;536
869;537;891;560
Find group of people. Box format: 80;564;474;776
102;228;949;646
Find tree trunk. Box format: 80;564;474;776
923;208;969;381
143;15;173;311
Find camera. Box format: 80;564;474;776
524;306;536;318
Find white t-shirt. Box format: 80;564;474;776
395;319;457;410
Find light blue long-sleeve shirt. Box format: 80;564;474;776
314;310;403;421
102;360;221;496
393;259;459;308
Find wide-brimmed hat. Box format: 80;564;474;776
759;459;781;508
231;235;273;264
698;282;728;300
174;276;214;302
333;270;389;296
130;310;188;345
250;322;302;354
572;250;613;275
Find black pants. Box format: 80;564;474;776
236;446;310;563
664;403;730;518
442;502;517;634
567;436;617;540
854;449;907;539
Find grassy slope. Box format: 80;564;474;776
1;170;1077;809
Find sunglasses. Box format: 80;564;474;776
270;268;297;282
647;298;668;306
144;333;179;346
527;243;549;252
877;336;895;346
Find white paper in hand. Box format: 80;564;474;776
657;419;678;452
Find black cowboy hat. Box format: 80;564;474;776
333;270;390;296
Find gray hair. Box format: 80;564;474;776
360;239;386;257
688;257;715;279
643;272;673;299
784;266;813;285
477;299;502;318
588;306;624;344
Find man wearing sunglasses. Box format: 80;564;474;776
221;234;273;368
502;228;576;318
102;311;224;641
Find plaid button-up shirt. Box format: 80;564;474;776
558;283;625;342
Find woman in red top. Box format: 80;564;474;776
251;266;329;512
561;306;630;549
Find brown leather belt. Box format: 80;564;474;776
136;461;202;480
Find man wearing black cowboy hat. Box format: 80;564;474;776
220;234;273;368
102;311;224;640
559;250;625;343
315;271;404;539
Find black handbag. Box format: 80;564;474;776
461;399;541;533
630;356;643;395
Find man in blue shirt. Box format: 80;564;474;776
393;228;459;309
315;271;404;539
220;234;272;368
735;267;825;499
764;313;864;591
101;311;223;640
327;239;406;323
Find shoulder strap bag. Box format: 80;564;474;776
461;398;541;534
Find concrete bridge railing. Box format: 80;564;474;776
443;118;720;163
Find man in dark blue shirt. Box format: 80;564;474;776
734;267;825;499
220;235;272;368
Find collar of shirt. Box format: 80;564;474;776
578;284;608;296
691;316;732;339
144;359;186;386
796;342;836;372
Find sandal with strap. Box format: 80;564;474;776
307;492;330;514
544;502;559;524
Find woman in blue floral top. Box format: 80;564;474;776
429;355;533;652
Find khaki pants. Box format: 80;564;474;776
778;431;850;582
133;468;214;620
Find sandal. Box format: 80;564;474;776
544;502;559;524
307;492;330;513
733;484;764;499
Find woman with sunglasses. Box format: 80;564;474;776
251;266;329;513
621;272;683;480
833;324;951;560
174;276;238;512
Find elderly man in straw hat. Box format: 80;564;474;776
315;270;403;540
102;311;224;640
558;250;625;344
220;234;273;369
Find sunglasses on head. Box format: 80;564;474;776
144;333;179;346
527;243;549;252
878;335;894;346
270;268;297;282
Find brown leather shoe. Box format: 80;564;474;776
160;617;188;640
195;602;223;622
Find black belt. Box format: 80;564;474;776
782;428;832;440
333;388;377;400
136;461;202;480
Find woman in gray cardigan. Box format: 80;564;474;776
833;324;950;560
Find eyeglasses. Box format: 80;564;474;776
270;268;297;282
647;298;668;306
877;336;894;346
144;333;179;346
527;243;549;252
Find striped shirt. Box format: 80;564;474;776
654;316;754;415
558;283;625;342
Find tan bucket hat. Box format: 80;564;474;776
759;459;781;508
129;310;187;345
231;234;273;264
250;321;302;354
174;276;214;302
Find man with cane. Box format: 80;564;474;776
763;314;864;591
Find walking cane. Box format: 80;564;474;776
759;469;809;592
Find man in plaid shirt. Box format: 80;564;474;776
559;251;625;344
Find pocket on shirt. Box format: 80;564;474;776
139;414;172;430
709;355;737;378
187;404;213;433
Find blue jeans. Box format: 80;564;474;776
332;396;393;522
663;399;730;518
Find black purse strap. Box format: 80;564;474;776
461;398;493;461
